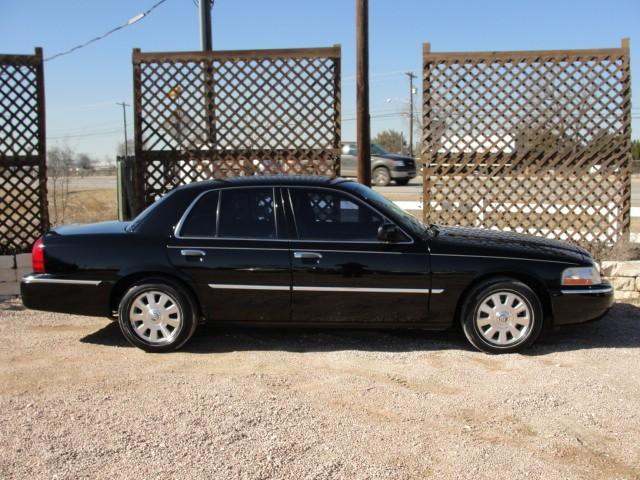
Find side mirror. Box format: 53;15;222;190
377;223;404;243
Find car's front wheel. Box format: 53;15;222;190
460;278;543;354
372;167;391;186
118;279;198;353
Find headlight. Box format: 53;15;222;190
561;266;601;286
391;160;406;166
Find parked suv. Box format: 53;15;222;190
340;142;417;186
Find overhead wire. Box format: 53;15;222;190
45;0;171;61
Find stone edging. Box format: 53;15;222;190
601;261;640;300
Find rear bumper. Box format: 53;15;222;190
21;274;112;317
551;283;614;326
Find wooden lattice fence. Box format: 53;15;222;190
0;48;48;254
132;46;341;211
422;40;632;246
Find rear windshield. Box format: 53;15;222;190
126;190;176;232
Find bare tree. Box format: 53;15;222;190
48;145;75;225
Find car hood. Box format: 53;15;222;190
430;225;589;264
51;221;131;236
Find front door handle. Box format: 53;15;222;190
294;251;323;263
181;249;206;257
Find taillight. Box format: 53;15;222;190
32;237;45;273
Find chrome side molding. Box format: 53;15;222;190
23;276;102;286
207;284;444;294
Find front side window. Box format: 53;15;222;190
218;188;276;239
289;188;385;241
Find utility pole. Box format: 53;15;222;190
198;0;215;148
116;102;130;157
199;0;212;51
405;72;417;157
356;0;371;186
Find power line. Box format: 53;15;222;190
45;0;171;62
47;129;127;140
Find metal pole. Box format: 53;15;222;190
116;102;130;157
356;0;371;185
405;72;416;157
199;0;212;51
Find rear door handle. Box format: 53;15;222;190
181;249;206;257
294;251;322;263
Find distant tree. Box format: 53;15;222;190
632;139;640;161
48;145;75;224
372;130;406;154
117;140;135;157
76;153;94;173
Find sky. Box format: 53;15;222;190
1;0;639;160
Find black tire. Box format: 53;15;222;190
395;178;410;186
117;278;198;353
460;278;543;354
372;167;391;186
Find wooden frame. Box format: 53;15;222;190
421;40;632;248
132;46;342;211
0;48;48;254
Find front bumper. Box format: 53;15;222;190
21;274;112;317
550;282;614;326
389;168;417;179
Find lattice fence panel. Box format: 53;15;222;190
422;41;631;247
0;49;47;254
133;47;341;208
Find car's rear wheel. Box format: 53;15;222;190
372;167;391;186
118;280;197;353
460;278;543;354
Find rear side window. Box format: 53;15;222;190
218;188;276;239
179;191;219;237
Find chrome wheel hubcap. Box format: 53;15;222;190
129;290;182;345
475;290;532;347
374;170;389;185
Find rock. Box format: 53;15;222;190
15;254;32;269
613;290;640;301
0;269;17;283
0;282;19;296
608;276;636;291
0;255;15;269
601;261;640;277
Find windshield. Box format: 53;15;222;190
370;143;388;155
126;190;174;232
345;182;429;237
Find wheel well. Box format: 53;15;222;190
109;272;203;319
453;272;552;328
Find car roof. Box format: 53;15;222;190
175;175;354;192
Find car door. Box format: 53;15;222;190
285;186;431;325
340;144;357;177
167;186;291;323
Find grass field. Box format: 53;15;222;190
49;188;117;226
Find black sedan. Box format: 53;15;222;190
21;176;613;353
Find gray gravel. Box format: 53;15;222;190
1;299;639;479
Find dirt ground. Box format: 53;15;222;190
0;299;639;480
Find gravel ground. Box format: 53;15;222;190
0;299;639;480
